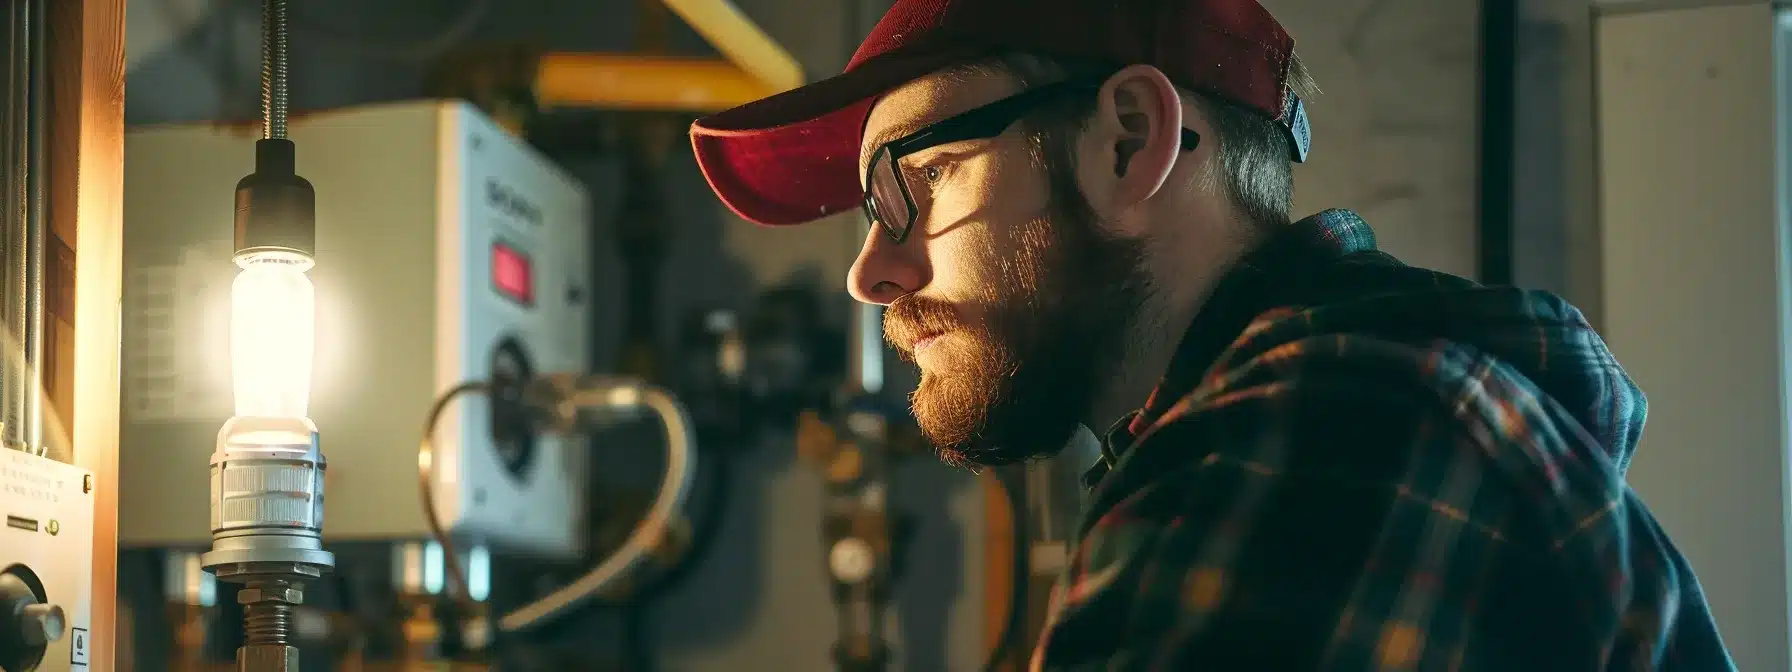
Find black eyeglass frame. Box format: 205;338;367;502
860;78;1202;244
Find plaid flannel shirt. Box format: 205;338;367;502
1030;210;1734;671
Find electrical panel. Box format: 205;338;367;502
0;449;95;671
117;101;593;558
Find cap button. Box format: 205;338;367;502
19;603;66;647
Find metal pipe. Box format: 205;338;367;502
658;0;804;93
3;0;27;452
535;53;784;112
24;0;46;457
430;0;801;118
0;0;48;457
0;2;11;450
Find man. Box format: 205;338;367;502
691;0;1734;669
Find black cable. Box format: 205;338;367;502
980;466;1030;672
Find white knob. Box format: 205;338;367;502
20;603;65;647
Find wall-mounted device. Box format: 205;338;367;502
0;449;94;671
117;101;593;558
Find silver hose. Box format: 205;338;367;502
261;0;289;140
417;378;699;632
497;384;697;632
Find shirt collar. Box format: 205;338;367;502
1082;209;1378;488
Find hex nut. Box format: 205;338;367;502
237;587;304;605
237;644;300;672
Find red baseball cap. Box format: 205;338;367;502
690;0;1306;226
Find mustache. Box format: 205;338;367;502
884;294;964;356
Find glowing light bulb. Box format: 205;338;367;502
227;251;315;437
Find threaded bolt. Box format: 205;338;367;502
243;601;295;646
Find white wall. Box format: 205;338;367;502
1259;0;1482;278
1595;2;1792;670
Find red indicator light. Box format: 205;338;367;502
492;241;534;306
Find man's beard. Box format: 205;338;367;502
885;189;1152;468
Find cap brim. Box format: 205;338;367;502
691;46;980;226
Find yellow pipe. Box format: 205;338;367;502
659;0;806;92
534;53;784;113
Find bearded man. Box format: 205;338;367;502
690;0;1734;668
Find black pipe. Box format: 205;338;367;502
1478;0;1519;286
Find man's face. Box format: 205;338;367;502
851;69;1152;467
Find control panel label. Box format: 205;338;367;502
0;452;70;507
485;178;543;228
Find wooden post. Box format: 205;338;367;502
47;0;127;668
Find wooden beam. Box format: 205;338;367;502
47;0;127;668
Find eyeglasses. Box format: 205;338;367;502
861;78;1202;244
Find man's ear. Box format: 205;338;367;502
1094;64;1183;211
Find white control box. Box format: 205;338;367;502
0;449;95;671
118;101;592;558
